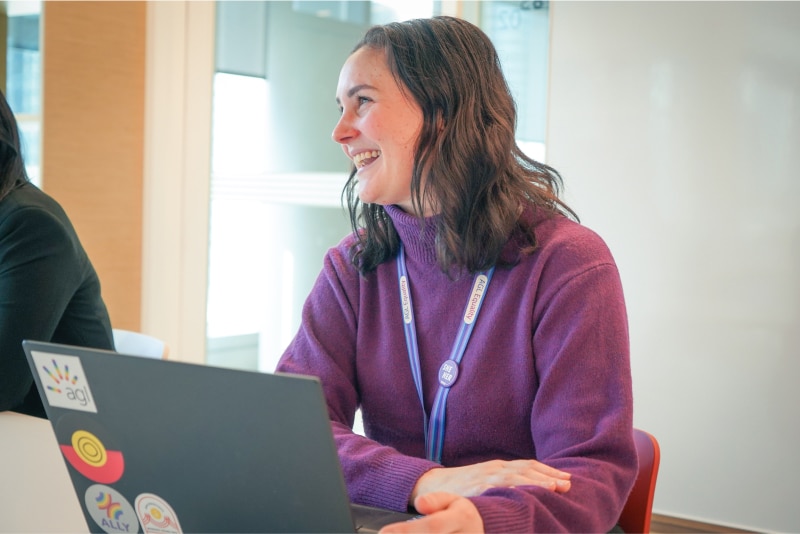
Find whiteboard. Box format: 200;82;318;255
548;2;800;532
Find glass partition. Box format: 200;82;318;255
4;0;41;184
481;0;549;162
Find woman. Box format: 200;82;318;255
0;90;113;418
277;17;636;533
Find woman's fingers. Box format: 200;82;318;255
411;459;572;502
381;493;484;534
519;458;572;479
478;459;570;491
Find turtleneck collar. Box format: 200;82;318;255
383;202;550;271
384;205;440;265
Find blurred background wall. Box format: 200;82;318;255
547;2;799;531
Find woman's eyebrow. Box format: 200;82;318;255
336;84;377;105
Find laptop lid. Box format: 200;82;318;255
22;340;388;533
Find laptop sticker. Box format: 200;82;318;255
55;415;126;484
31;351;98;413
135;493;183;534
60;428;126;484
85;484;140;533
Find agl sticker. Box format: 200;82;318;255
31;351;97;413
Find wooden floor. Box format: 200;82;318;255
651;514;757;534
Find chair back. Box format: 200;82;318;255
618;428;661;533
112;328;169;359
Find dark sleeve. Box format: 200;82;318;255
0;206;84;412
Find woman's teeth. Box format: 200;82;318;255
353;150;381;168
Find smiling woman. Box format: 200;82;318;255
204;2;551;376
277;16;637;533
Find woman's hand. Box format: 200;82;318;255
410;459;571;502
380;493;483;534
380;461;570;533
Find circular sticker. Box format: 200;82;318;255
55;414;126;484
136;493;183;534
84;484;140;533
61;428;125;484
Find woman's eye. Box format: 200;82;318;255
358;96;371;106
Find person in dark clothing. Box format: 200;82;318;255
0;90;113;418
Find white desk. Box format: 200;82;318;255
0;411;87;532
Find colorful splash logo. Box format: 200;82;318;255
60;429;125;484
97;491;124;520
31;351;97;413
85;485;140;533
135;494;183;534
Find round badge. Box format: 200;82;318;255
438;359;459;387
55;414;125;484
84;484;140;533
136;493;183;534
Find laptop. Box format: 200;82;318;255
22;340;419;533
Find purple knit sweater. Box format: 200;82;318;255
277;204;637;532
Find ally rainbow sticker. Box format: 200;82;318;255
84;484;140;533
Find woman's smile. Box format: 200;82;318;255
353;150;382;169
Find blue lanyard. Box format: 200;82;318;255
396;245;494;463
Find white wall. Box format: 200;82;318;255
547;2;799;532
143;1;214;363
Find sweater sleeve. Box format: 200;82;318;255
276;245;440;512
470;257;638;533
0;205;83;412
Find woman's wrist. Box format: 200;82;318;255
409;467;442;505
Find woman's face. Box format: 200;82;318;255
333;47;428;215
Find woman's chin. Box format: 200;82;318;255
356;182;378;206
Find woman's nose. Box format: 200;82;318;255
332;113;356;144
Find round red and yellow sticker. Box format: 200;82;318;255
60;429;125;484
55;414;125;485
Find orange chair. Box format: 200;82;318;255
618;429;661;533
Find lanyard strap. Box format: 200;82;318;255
397;245;494;463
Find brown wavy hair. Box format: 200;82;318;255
342;16;576;275
0;90;29;201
